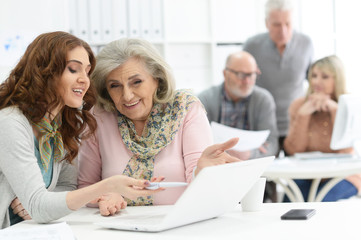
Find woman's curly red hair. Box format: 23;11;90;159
0;31;97;163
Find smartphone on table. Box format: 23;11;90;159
281;209;316;220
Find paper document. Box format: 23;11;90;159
294;151;354;160
211;122;270;151
0;222;75;240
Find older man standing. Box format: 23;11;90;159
243;0;313;152
198;51;278;160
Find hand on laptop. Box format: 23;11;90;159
195;137;240;176
97;175;165;203
95;193;127;216
89;176;166;216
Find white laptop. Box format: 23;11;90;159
95;156;274;232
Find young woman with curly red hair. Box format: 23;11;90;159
0;31;161;229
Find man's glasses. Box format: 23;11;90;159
226;68;258;80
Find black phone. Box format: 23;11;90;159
280;209;316;220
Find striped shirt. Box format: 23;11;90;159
220;87;250;130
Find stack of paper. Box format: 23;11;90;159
294;151;354;160
0;222;75;240
211;122;270;151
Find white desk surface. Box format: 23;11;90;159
264;157;361;179
262;157;361;202
9;202;361;240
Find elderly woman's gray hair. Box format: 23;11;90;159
265;0;293;20
91;38;176;112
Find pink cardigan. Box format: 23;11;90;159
78;101;213;205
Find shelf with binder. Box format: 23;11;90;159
66;0;263;92
100;0;113;42
88;0;102;43
112;0;128;40
127;0;141;38
69;0;89;41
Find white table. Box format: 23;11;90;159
6;202;361;240
263;157;361;202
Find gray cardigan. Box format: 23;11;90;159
198;84;279;158
0;107;77;229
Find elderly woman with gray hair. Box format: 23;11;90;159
78;38;239;216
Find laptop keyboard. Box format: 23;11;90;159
117;213;166;226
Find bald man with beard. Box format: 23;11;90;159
198;51;279;160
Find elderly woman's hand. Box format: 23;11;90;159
195;138;240;176
11;198;32;220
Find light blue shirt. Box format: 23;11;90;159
34;137;54;188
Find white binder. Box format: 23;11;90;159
150;0;163;40
77;0;90;41
101;0;113;42
113;0;128;39
88;0;102;43
68;0;79;36
139;0;151;39
128;0;141;37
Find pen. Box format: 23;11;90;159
146;182;188;190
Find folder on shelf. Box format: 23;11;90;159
88;0;102;43
139;0;151;38
128;0;141;38
68;0;79;36
100;0;113;42
151;0;163;40
113;0;128;39
76;0;89;41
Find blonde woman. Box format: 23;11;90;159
283;55;360;201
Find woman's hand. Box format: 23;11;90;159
150;176;165;183
105;175;165;201
67;176;165;211
10;198;32;220
98;193;126;216
298;98;318;115
94;176;165;216
195;138;240;175
226;149;251;160
299;93;337;116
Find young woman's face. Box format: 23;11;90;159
310;66;335;95
106;58;158;123
58;46;91;109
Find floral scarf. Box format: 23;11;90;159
32;114;63;172
118;90;199;205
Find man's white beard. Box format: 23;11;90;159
229;86;253;99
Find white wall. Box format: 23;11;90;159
0;0;68;81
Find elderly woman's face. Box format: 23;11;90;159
106;58;158;123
